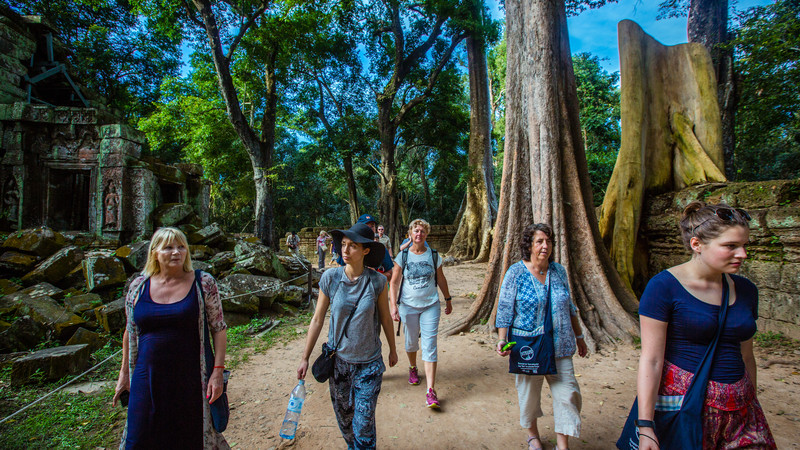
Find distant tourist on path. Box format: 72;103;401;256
286;231;299;256
376;224;392;257
297;223;398;449
113;227;229;449
316;230;330;269
333;214;395;281
495;223;587;450
631;202;775;450
389;218;453;409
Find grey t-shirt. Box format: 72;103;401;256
395;247;442;308
320;267;387;364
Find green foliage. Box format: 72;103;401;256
753;331;799;350
573;52;621;205
7;0;181;120
730;0;800;181
225;314;312;369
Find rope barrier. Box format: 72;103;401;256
0;268;316;426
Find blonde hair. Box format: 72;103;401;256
407;218;431;235
142;227;194;277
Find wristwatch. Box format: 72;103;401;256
634;419;656;430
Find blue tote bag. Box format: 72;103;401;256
617;275;730;449
508;272;557;376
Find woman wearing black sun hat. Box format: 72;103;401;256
296;223;398;449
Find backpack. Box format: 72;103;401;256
396;247;439;304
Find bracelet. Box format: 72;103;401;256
213;365;225;369
575;334;584;340
445;297;452;302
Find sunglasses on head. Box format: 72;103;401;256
691;207;751;235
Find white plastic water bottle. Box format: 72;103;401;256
279;380;306;439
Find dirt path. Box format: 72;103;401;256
224;263;800;449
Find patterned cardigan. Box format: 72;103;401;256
119;271;229;450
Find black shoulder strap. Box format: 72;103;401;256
431;249;439;288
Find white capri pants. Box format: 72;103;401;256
515;357;582;437
398;302;441;362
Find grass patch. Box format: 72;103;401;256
0;340;125;449
225;313;313;370
754;331;798;351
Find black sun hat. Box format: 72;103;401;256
329;223;386;268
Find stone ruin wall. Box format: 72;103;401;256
638;179;800;339
292;225;458;263
0;9;210;245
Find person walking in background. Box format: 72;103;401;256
297;223;398;449
376;224;392;257
316;230;330;269
495;223;587;450
332;214;395;281
286;231;300;256
113;227;229;449
632;202;775;450
389;218;453;409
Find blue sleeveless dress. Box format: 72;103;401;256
126;280;202;449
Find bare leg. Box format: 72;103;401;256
424;360;437;390
556;433;569;449
527;420;543;450
406;351;417;368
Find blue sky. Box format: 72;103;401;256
490;0;774;75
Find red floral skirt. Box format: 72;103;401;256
659;361;776;450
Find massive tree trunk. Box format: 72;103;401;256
343;153;359;224
443;0;639;350
193;0;275;245
598;20;726;291
688;0;736;179
448;21;497;262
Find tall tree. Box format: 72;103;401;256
449;0;498;262
730;0;800;181
659;0;736;178
443;0;638;349
361;0;468;249
137;0;351;245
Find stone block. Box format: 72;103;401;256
65;327;106;352
275;285;306;307
780;263;800;294
0;278;21;295
179;223;201;237
190;245;214;261
0;250;39;273
188;223;225;246
277;254;310;276
64;293;103;314
4;282;63;301
10;344;92;385
192;261;211;273
98;124;145;143
152;203;194;227
234;240;267;257
2;227;67;257
233;252;276;277
738;260;782;290
0;316;47;352
82;254;127;292
217;274;281;312
20;246;84;286
95;298;126;334
765;208;800;230
149;161;186;184
115;240;150;272
16;295;85;339
174;163;204;177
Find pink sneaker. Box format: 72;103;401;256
408;366;420;385
426;388;440;409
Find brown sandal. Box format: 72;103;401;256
527;436;543;450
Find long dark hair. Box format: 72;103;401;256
520;223;555;262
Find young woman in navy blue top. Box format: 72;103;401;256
636;201;775;449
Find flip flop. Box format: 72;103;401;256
527;435;543;450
